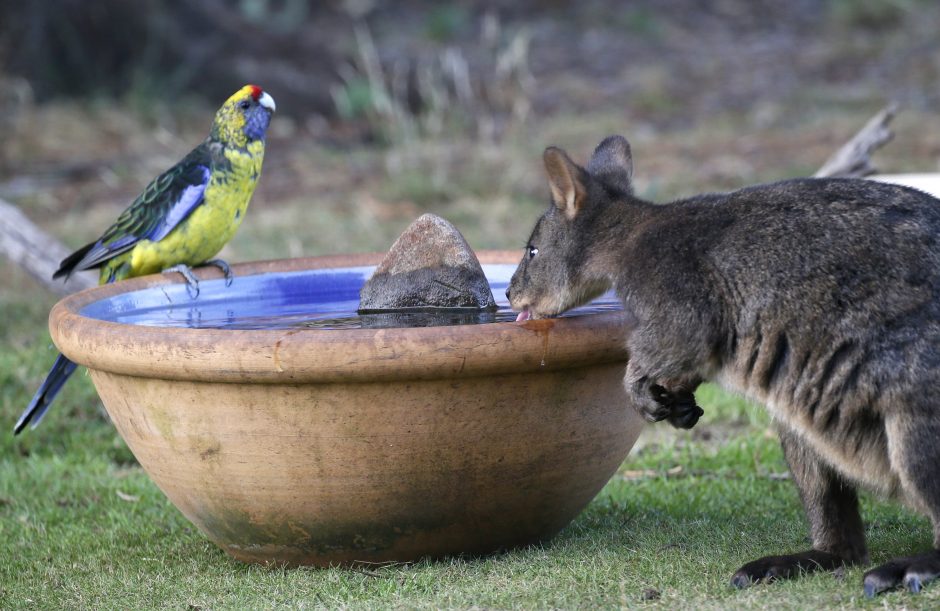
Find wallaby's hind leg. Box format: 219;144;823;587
863;412;940;597
732;427;868;588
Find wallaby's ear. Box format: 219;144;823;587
543;146;588;220
586;135;633;194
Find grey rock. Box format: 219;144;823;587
359;214;497;313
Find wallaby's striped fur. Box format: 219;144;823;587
507;135;940;596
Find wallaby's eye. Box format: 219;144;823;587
239;100;251;110
528;246;539;259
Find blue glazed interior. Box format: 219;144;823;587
79;264;621;330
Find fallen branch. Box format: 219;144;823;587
814;103;898;178
0;197;96;295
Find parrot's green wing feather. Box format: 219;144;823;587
54;144;213;279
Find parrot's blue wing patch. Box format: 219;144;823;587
145;170;209;242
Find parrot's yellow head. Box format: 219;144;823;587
210;84;276;148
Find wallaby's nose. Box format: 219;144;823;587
505;287;512;300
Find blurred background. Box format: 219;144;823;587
2;0;939;270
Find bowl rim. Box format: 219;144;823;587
50;251;630;383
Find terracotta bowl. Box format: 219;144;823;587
49;252;643;566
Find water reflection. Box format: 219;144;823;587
133;302;622;330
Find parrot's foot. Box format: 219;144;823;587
205;259;234;287
162;264;201;299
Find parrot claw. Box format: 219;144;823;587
205;258;234;287
162;264;201;299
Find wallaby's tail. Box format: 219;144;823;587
14;354;78;435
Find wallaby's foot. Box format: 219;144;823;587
649;384;704;429
863;551;940;597
205;258;234;287
162;264;201;299
731;550;849;588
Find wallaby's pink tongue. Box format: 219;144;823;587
515;309;530;322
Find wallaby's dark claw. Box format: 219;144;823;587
730;572;753;589
668;403;704;429
863;572;895;598
641;405;671;423
650;384;672;404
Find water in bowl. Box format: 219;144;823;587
80;264;622;330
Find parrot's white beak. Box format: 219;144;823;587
258;92;276;113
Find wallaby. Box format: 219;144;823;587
506;135;940;597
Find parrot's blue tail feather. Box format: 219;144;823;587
14;354;78;435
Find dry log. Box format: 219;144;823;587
814;103;898;179
0;197;96;295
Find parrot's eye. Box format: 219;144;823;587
238;100;251;110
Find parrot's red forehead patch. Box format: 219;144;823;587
249;85;262;101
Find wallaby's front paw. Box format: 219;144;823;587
649;385;704;429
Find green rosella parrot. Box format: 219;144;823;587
14;84;275;435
